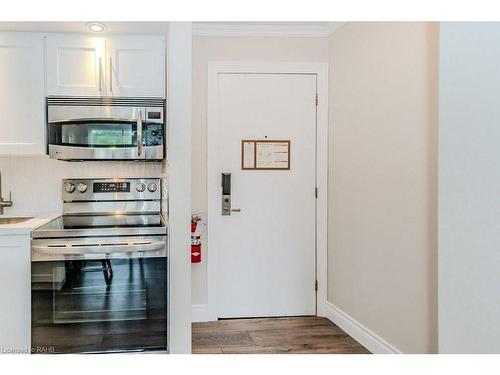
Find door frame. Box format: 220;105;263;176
204;61;328;321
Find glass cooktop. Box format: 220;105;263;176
38;214;163;230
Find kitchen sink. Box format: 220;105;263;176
0;217;33;224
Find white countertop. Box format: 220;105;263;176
0;213;60;235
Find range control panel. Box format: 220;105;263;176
62;178;161;202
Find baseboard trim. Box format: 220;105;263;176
324;301;402;354
192;304;212;323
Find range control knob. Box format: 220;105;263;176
136;183;146;192
64;183;75;193
77;183;88;193
147;182;158;192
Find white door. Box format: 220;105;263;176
46;34;106;96
107;36;165;97
210;73;317;318
0;33;45;155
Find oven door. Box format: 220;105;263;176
47;105;164;161
31;236;167;354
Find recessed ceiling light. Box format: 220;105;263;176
87;22;106;33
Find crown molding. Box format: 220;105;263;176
325;21;347;35
193;22;346;38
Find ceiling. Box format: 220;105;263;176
0;21;344;37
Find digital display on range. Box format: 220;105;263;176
93;182;130;193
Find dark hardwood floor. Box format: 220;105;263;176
192;316;370;354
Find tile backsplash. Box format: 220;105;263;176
0;156;164;216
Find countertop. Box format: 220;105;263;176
0;213;60;235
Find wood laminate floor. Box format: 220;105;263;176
192;316;370;354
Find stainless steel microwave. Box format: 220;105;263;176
47;97;165;161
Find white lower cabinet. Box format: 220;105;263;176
0;235;31;353
0;33;45;155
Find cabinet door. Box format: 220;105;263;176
0;33;45;155
46;34;106;96
0;235;31;352
107;36;165;97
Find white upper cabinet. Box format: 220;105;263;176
46;34;106;96
0;33;45;155
107;36;165;97
46;34;165;97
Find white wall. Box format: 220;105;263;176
0;156;162;216
191;36;329;310
167;22;192;353
328;22;438;353
439;22;500;353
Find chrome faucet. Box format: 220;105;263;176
0;171;13;215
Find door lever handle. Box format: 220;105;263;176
230;208;241;213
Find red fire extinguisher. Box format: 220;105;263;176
191;216;202;263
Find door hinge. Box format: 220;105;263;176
315;187;318;199
315;94;319;106
315;280;318;291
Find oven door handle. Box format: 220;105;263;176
32;241;165;256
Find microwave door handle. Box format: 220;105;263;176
109;56;113;94
137;109;143;157
98;57;103;93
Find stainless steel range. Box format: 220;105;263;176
31;178;168;354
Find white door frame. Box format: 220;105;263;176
205;61;328;321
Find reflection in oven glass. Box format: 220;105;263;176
31;258;167;353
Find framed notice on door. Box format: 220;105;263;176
241;140;291;170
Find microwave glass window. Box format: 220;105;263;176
49;122;163;148
89;127;135;147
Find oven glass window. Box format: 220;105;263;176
31;257;167;353
48;121;163;148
